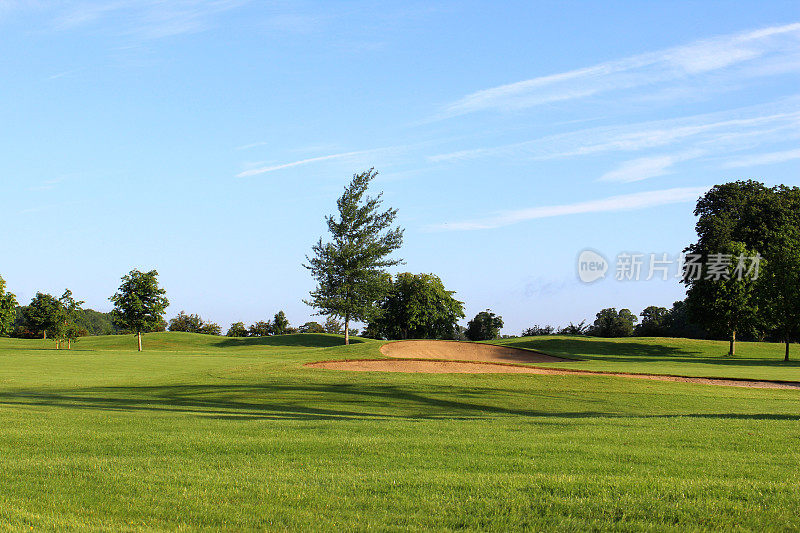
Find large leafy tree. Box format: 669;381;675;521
109;269;169;351
589;308;638;337
684;181;800;356
304;169;404;345
226;322;249;337
368;273;465;340
465;310;504;341
0;275;17;337
22;292;61;340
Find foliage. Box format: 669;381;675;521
168;311;221;335
299;321;325;334
22;292;62;339
226;322;248;337
248;321;272;337
323;316;342;335
686;242;760;356
367;273;465;340
51;289;85;348
304;168;403;344
556;321;588;336
589;308;638;337
76;309;119;336
109;269;169;351
0;275;17;337
272;311;289;335
758;227;800;361
635;306;670;337
521;325;555;337
465;310;503;341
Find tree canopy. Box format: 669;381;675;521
367;273;465;340
589;308;638;337
465;310;503;341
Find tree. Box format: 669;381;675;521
22;292;61;340
636;306;670;337
226;322;249;337
299;321;325;334
249;321;272;337
589;308;637;337
109;269;169;352
272;311;289;335
367;273;465;340
689;242;760;356
760;229;800;361
557;321;588;336
465;310;503;341
53;289;84;349
304;169;404;345
0;276;17;337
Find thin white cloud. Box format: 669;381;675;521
429;100;800;164
599;150;704;183
236;149;376;178
442;22;800;117
723;147;800;168
235;141;269;151
432;187;708;231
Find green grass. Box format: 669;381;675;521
490;336;800;381
0;332;798;531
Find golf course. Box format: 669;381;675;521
1;332;798;530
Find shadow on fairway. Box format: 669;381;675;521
0;382;797;422
506;338;800;368
214;334;364;349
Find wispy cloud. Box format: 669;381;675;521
723;147;800;168
50;0;249;40
441;22;800;117
236;149;377;178
599;150;704;183
432;187;708;231
429;100;800;167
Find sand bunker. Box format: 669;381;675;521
307;340;800;390
379;340;567;364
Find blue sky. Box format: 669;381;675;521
2;1;799;334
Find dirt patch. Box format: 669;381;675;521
380;340;567;364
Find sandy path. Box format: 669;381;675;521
306;340;800;390
379;340;567;364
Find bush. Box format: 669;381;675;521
226;322;248;337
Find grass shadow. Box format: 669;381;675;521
214;333;364;349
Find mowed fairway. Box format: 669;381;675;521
0;333;798;530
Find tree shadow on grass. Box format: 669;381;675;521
0;382;797;422
508;338;800;368
213;334;364;349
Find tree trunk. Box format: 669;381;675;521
729;330;736;357
785;339;790;362
68;339;71;350
43;331;46;340
137;331;143;352
344;314;350;345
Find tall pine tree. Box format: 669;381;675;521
304;169;403;345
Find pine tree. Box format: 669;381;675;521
304;169;403;345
